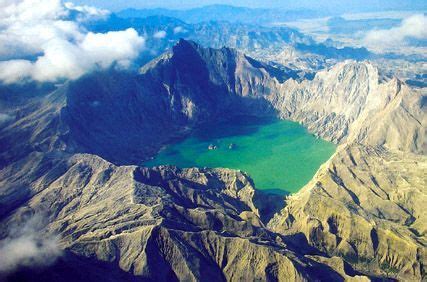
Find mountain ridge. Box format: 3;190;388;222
0;39;425;281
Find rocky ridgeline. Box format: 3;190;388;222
0;40;425;281
1;153;367;281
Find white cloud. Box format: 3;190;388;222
364;14;427;50
173;26;186;34
0;113;14;127
64;2;109;18
0;235;61;273
0;215;62;273
0;0;77;59
153;30;167;39
0;0;145;84
0;60;33;84
81;29;143;67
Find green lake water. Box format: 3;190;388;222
144;116;336;194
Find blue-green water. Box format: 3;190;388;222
145;116;336;194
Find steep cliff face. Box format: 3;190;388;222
141;41;426;155
269;61;426;153
0;40;425;281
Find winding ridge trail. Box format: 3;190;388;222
0;40;425;281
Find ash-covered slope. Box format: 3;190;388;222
266;61;426;280
268;145;427;280
270;61;426;153
1;153;362;281
0;40;426;281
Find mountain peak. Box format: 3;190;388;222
174;38;199;50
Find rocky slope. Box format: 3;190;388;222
0;40;426;281
268;144;427;280
270;61;426;154
0;153;366;281
265;59;426;280
3;40;420;166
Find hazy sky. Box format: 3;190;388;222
71;0;427;12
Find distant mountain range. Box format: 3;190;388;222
86;13;375;72
113;3;427;22
116;5;325;24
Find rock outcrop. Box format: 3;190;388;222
0;40;425;281
0;153;363;281
269;61;426;154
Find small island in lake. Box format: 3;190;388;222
208;144;217;150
